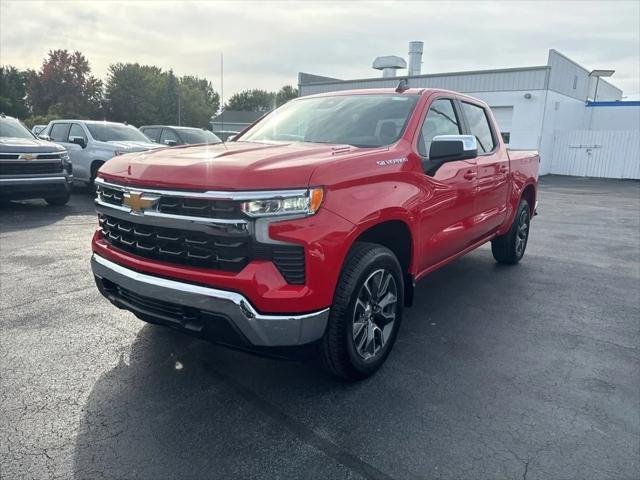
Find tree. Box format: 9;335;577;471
162;69;180;125
105;64;220;128
276;85;298;107
105;63;166;126
27;50;102;118
178;75;220;128
225;89;275;112
0;66;29;118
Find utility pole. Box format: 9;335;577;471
177;93;181;126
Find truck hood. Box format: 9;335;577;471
0;137;65;154
104;140;163;152
99;141;374;190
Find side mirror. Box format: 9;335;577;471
429;135;478;163
38;134;51;141
69;136;86;148
164;139;178;146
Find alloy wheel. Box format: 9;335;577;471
352;269;398;360
515;208;529;257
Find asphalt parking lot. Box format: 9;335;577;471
1;176;638;480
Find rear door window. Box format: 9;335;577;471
50;123;71;142
160;128;180;145
142;128;161;142
461;102;496;153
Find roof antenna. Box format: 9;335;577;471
395;79;409;93
220;51;227;150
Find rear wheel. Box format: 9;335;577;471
45;193;70;206
491;199;530;264
318;242;404;381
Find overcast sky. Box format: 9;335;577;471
1;1;639;99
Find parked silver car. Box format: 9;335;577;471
41;120;161;186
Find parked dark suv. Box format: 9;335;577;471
0;115;72;205
140;126;222;146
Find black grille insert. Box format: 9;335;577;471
159;196;239;219
98;185;239;219
99;214;305;283
0;161;63;175
99;214;250;271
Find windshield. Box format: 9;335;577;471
0;118;35;140
177;128;221;145
86;123;152;142
240;94;419;148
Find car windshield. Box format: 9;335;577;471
86;123;151;142
0;118;35;139
177;128;221;145
239;94;419;148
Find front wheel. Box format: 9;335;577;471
318;242;404;381
491;199;530;264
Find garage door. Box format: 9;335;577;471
489;106;513;144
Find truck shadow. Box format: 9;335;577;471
71;324;346;479
71;251;531;479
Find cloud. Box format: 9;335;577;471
1;0;638;98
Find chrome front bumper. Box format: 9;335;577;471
0;175;72;186
91;254;329;347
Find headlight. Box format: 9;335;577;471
240;188;324;217
60;151;70;163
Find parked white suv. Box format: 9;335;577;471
41;120;161;186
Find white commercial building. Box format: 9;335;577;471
299;48;639;179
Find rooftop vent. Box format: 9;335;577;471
372;56;407;78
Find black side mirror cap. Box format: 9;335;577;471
70;136;86;148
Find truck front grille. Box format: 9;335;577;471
98;214;306;283
99;214;250;271
98;184;239;219
0;161;63;175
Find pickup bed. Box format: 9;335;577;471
91;87;539;380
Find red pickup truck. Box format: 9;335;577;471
91;87;539;380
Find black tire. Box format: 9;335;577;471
89;162;104;192
45;193;70;206
491;198;530;264
318;242;404;381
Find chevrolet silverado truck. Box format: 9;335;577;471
91;86;539;380
0;115;73;205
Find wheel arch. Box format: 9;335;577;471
90;160;106;180
346;219;415;307
521;183;536;215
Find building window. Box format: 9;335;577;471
573;75;578;90
501;132;510;144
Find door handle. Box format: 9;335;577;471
463;170;477;181
499;165;509;174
